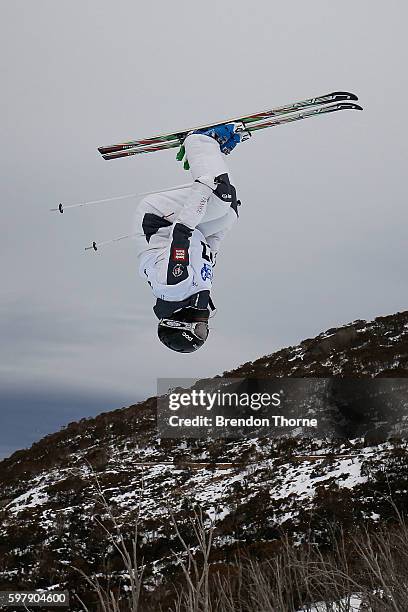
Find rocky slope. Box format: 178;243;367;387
1;311;408;609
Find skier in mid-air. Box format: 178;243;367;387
133;123;250;353
54;93;360;351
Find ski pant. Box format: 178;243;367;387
133;133;239;260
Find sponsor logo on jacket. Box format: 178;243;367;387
172;247;187;262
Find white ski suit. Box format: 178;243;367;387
133;133;240;319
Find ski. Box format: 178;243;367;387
103;140;180;160
98;91;358;157
102;102;362;161
247;101;362;133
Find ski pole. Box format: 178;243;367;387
51;182;193;213
84;233;137;252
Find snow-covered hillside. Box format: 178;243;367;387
1;311;408;609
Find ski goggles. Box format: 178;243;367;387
159;318;209;341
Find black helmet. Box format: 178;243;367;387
158;308;209;353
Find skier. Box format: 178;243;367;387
133;123;250;353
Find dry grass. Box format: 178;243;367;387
74;479;408;612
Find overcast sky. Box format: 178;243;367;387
1;1;407;458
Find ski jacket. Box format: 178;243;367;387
138;181;219;303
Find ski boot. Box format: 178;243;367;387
193;121;251;155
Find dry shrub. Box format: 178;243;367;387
75;480;408;612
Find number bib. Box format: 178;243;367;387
143;228;215;302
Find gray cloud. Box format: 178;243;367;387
0;386;133;459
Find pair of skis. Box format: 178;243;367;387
98;91;362;161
